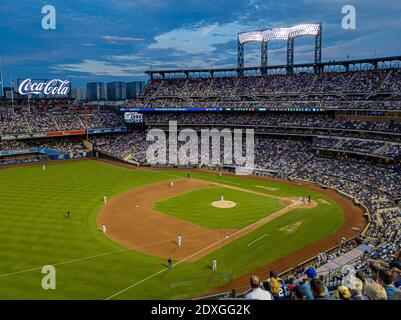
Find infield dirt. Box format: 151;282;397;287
97;177;317;262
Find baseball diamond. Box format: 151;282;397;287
0;3;400;303
0;159;365;299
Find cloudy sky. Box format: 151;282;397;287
0;0;400;87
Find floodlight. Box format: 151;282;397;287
237;23;322;69
238;31;264;44
289;24;320;38
263;28;290;41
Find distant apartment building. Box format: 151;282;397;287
2;87;16;101
86;82;106;101
107;82;126;101
71;87;86;101
126;81;145;99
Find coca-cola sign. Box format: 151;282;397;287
18;79;70;96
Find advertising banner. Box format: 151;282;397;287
46;130;86;137
1;133;47;141
0;148;64;157
87;127;127;135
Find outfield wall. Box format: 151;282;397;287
0;152;91;167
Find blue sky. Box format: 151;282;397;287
0;0;400;87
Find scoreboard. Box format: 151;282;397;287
124;112;144;124
121;107;324;113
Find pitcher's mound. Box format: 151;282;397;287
212;200;237;208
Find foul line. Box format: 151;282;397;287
0;229;219;279
105;202;297;300
247;234;269;247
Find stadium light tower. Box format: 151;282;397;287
237;30;265;75
237;23;322;74
286;23;322;73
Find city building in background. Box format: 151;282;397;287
126;81;145;99
86;82;106;101
2;87;16;101
71;87;86;101
107;81;126;101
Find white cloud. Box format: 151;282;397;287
101;35;145;43
199;23;219;37
52;59;147;77
149;21;248;54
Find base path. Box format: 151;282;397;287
97;178;314;262
96;160;367;290
97;179;236;262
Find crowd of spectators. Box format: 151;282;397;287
233;217;400;301
242;249;400;300
0;138;86;154
142;68;401;98
144;112;401;134
296;157;401;209
0;107;124;135
87;129;400;214
0;108;28;133
92;131;149;163
311;137;401;159
128;99;401;111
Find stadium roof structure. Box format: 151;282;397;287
145;55;401;80
237;23;322;73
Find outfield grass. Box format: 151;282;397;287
0;160;344;299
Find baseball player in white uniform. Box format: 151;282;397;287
170;181;174;188
104;195;107;205
212;259;217;272
42;165;46;171
102;224;107;235
177;235;182;247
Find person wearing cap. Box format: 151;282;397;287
245;276;273;300
301;267;329;300
263;270;290;300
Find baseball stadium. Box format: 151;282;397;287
0;18;400;301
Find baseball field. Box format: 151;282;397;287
0;159;365;299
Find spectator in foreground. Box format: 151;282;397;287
364;281;387;300
263;270;289;300
349;278;369;300
378;269;401;300
310;279;333;300
290;286;307;301
245;276;272;300
368;249;401;281
335;285;351;300
301;267;329;300
368;262;381;281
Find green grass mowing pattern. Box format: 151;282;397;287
115;202;344;299
0;160;344;299
154;187;284;229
